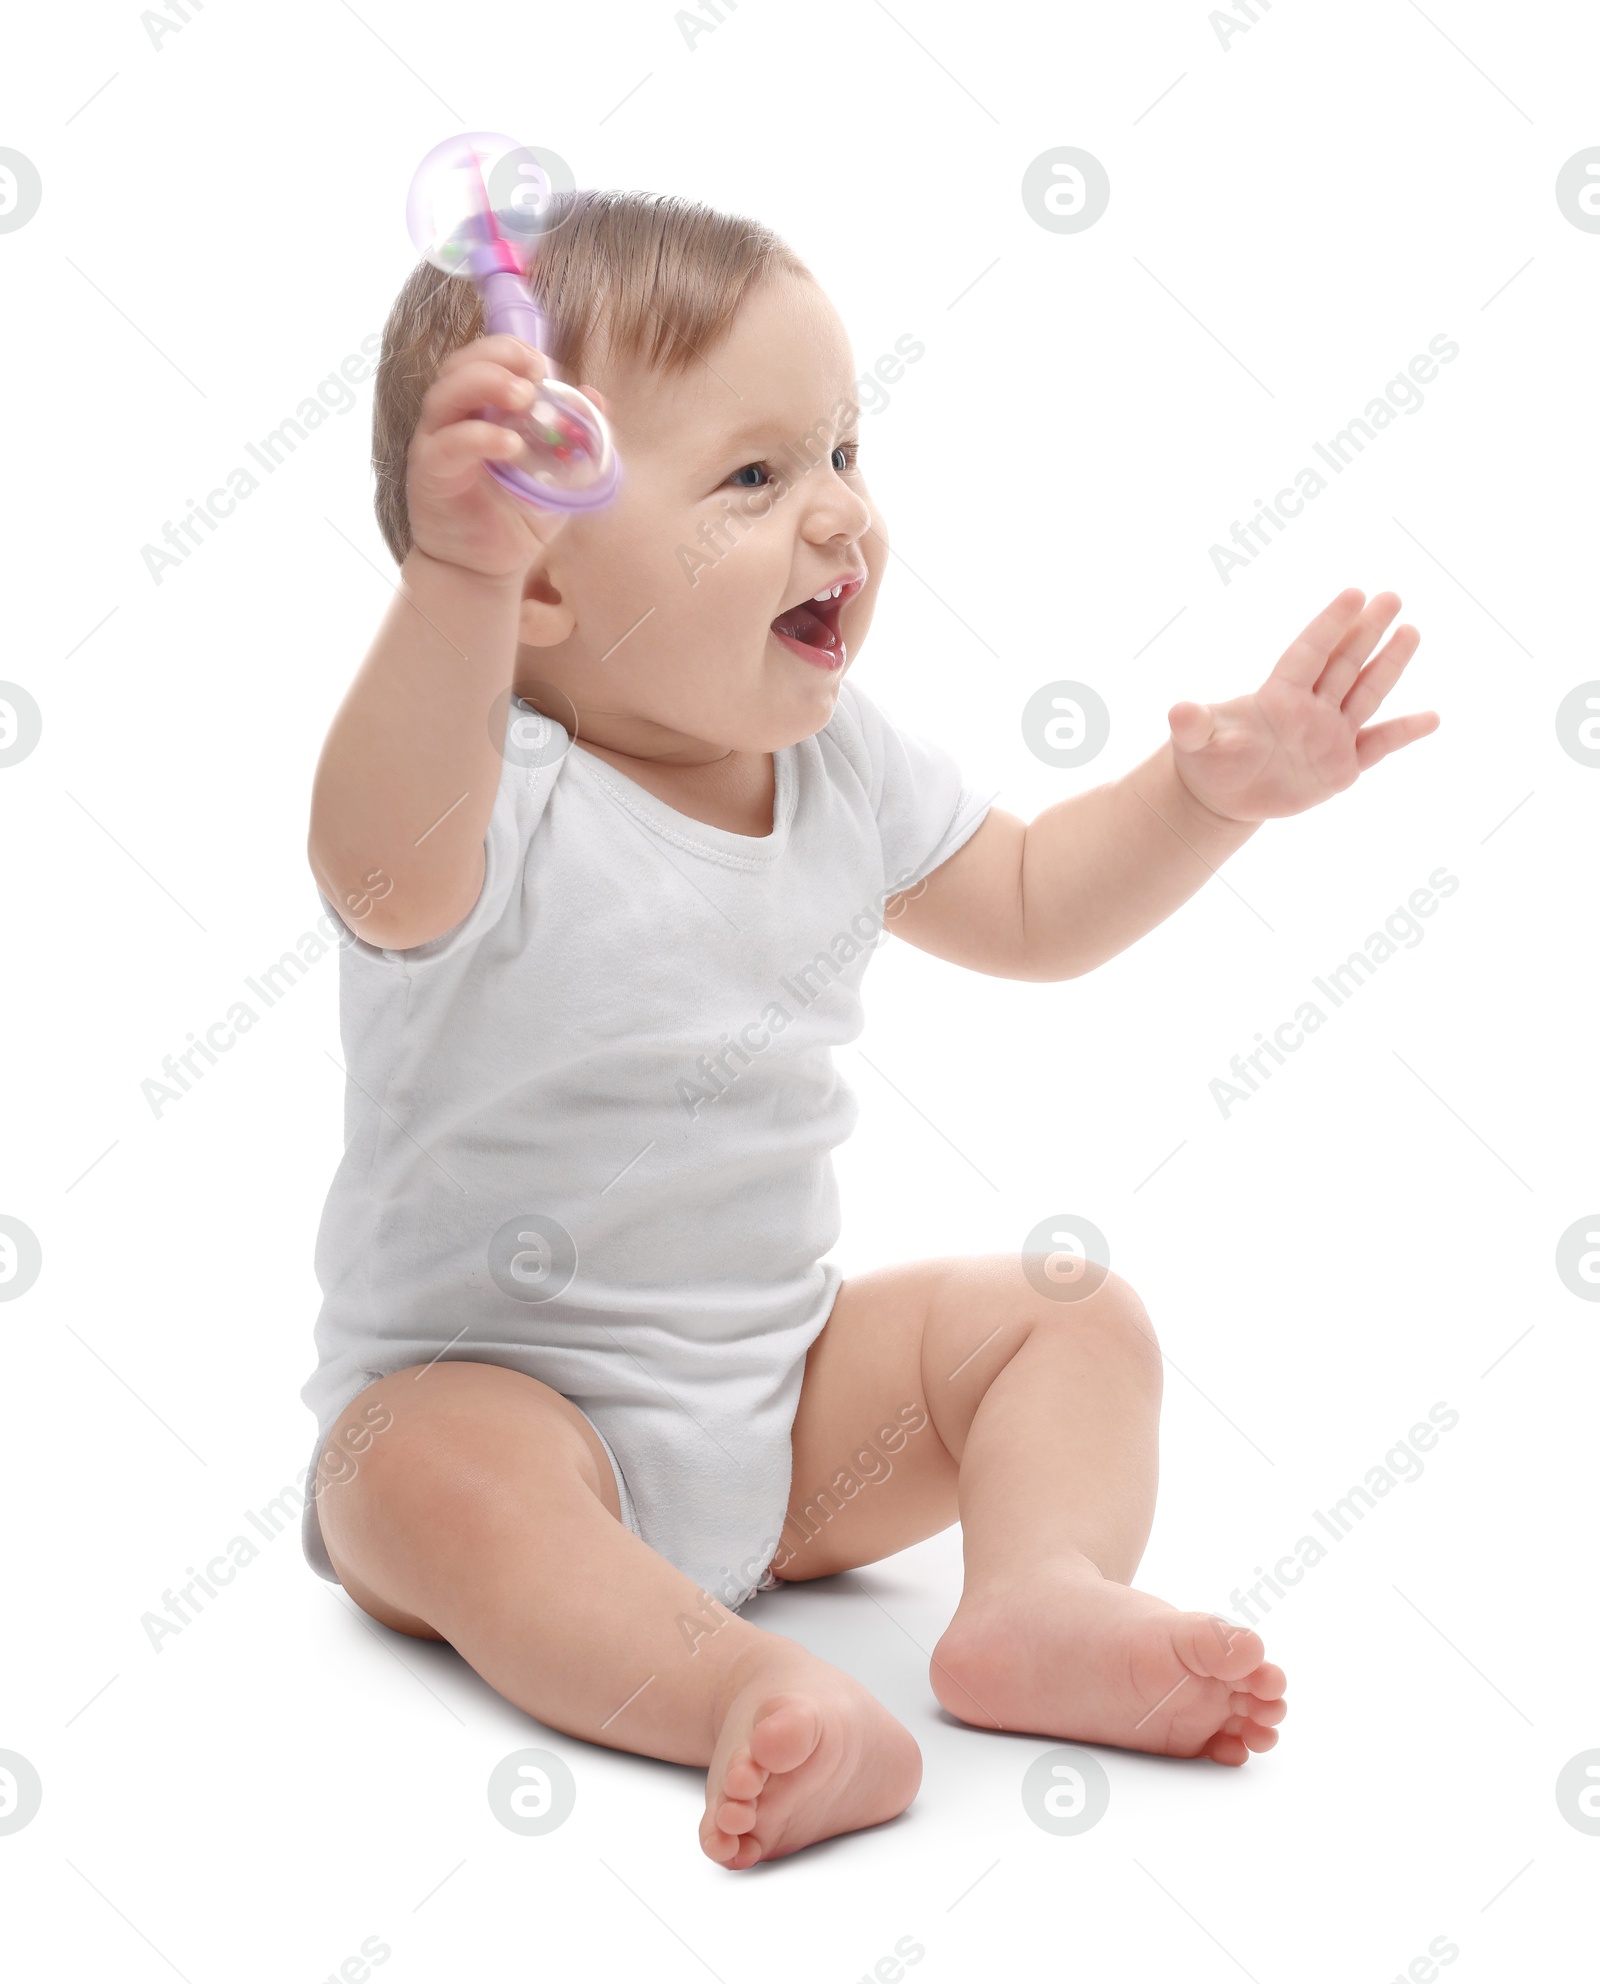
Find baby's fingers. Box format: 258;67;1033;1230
1271;587;1367;688
412;417;525;493
1341;624;1421;728
1353;709;1440;770
417;356;541;438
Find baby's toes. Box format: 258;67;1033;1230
748;1696;822;1776
713;1796;759;1835
1244;1660;1287;1701
1223;1714;1280;1753
1232;1689;1287;1727
726;1832;765;1871
1177;1614;1266;1683
720;1749;768;1802
700;1818;741;1864
702;1744;769;1864
1205;1729;1250;1767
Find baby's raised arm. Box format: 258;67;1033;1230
890;589;1435;981
308;335;568;951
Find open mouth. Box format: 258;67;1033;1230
769;575;863;671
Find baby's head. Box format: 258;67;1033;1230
373;190;886;762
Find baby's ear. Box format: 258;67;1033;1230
578;385;609;416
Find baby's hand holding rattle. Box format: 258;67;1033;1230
404;334;574;581
401;130;622;579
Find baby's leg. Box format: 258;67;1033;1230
780;1256;1286;1765
315;1361;919;1867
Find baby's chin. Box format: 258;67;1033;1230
693;697;843;759
757;651;852;748
659;636;854;754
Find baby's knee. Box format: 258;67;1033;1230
316;1367;496;1541
1026;1266;1161;1369
314;1386;398;1497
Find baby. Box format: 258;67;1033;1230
301;187;1436;1869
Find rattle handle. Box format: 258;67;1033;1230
478;268;546;353
461;154;548;351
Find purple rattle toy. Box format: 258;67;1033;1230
406;131;622;513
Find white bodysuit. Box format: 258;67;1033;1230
300;679;990;1610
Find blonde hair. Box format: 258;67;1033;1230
371;188;812;563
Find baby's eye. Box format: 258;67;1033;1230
832;442;860;473
728;462;769;488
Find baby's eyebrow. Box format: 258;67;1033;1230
702;404;856;463
703;415;795;459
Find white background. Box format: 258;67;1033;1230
3;0;1597;1977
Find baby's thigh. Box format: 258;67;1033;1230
783;1252;1143;1578
780;1255;1030;1578
314;1361;622;1638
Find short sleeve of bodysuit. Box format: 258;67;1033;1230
824;678;992;894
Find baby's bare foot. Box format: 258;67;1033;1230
700;1646;921;1869
930;1569;1287;1766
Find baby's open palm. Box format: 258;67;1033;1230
1167;589;1438;823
